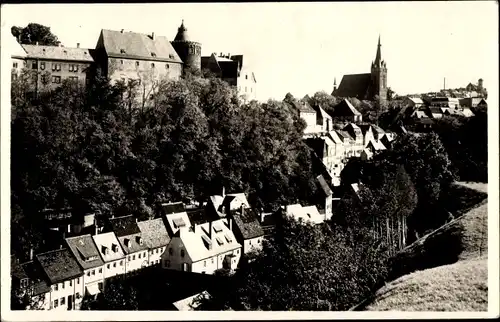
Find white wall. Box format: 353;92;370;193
125;250;149;272
148;246;166;266
243;237;263;254
103;259;125;279
48;276;84;310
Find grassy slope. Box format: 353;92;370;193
359;182;488;311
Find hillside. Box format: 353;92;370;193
356;182;488;311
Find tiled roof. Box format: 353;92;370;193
331;99;362;117
66;234;104;270
36;249;83;284
20;261;51;295
99;29;183;63
316;175;333;197
291;100;316;113
408;97;424;104
333;73;372;99
92;232;126;263
187;208;219;226
137;218;170;249
22;44;93;62
107;215;140;237
116;233;148;255
160;202;186;216
230;208;264;239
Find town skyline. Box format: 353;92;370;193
3;2;498;101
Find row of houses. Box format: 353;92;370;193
9;20;257;102
11;182;334;311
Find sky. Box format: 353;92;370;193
2;2;498;102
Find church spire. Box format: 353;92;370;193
374;34;382;66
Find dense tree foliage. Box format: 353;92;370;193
11;23;61;46
11;70;316;260
80;277;139;310
194;215;390;311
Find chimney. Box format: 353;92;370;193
77;43;80;48
29;248;34;261
67;224;71;233
121;29;124;33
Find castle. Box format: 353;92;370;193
332;36;388;104
10;21;257;102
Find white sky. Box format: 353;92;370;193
2;2;498;101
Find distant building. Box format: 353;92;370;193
137;218;171;266
465;78;488;98
403;97;424;109
171;20;202;72
201;53;257;101
228;207;265;254
459;97;487;109
329;99;362;123
333;36;388;104
22;43;94;91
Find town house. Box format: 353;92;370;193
137;218;171;266
36;249;85;310
343;123;364;157
105;215;149;272
162;218;242;274
65;234;105;297
161;201;193;236
228;206;265;254
329;99;363;123
11;256;51;310
92;232;126;279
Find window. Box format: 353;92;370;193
99;268;102;273
56;64;61;71
204;261;206;267
155;249;158;254
52;76;61;84
151;52;156;57
87;271;90;277
77;278;80;284
54;284;58;291
165;260;170;267
107;264;110;269
61;282;65;289
74;65;79;72
76;292;80;299
169;248;173;255
237;249;239;254
69;280;72;287
120;49;126;54
120;60;124;65
166;64;169;69
245;74;248;80
40;62;45;70
138;253;141;259
181;250;185;258
98;282;103;290
32;61;37;69
13;62;18;68
136;61;139;67
54;299;58;308
113;262;116;268
211;258;214;264
41;74;49;84
60;297;65;305
120;260;123;266
69;65;73;71
151;63;155;68
128;256;131;261
92;269;95;275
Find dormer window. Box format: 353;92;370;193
151;52;156;57
181;249;185;257
124;239;130;247
120;49;126;54
169;54;174;59
111;243;118;253
136;236;143;246
101;246;108;255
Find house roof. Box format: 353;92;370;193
20;261;51;295
230;208;264;240
22;44;93;62
92;232;126;263
107;215;140;237
66;234;104;270
160;202;186;216
36;249;83;284
344;123;363;139
407;97;424;104
336;130;353;142
285;204;324;225
292;100;316;114
331;99;362;117
173;20;192;42
187;208;219;226
165;211;192;236
222;193;250;213
327;130;344;144
357;124;373;136
116;232;148;255
137;218;171;249
98;29;183;63
316;175;333;197
173;290;211;311
11;256;28;280
333;73;372;99
10;36;27;58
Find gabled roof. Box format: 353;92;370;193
292;100;316;114
98;29;182;63
92;232;126;263
165;210;192;236
22;44;93;62
107;215;140;237
10;35;27;58
285;204;324;225
344;123;363;139
66;234;104;270
336;130;353;142
137;218;171;249
331;99;362;117
36;249;83;284
20;261;51;295
116;232;148;255
333;73;372;99
327;130;344;144
407;97;424;104
160;202;186;216
230;208;264;240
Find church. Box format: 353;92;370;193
332;36;388;104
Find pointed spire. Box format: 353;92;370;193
174;19;190;41
374;34;382;66
334;77;337;86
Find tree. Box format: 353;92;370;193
80;278;139;310
12;23;61;46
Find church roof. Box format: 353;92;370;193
333;73;372;99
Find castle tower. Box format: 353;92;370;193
371;35;388;103
171;20;202;72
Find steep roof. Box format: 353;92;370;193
230;208;264;240
107;215;140;237
407;97;424;104
331;99;362;117
66;234;104;270
92;232;126;263
173;290;211;311
36;249;83;284
333;73;372;99
173;20;191;42
10;35;27;58
292;100;316;113
160;202;186;216
20;261;51;295
137;218;170;249
22;44;93;62
98;29;183;63
116;232;148;255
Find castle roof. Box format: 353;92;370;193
332;73;372;99
22;44;93;62
98;29;182;63
173;20;191;42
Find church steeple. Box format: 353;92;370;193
374;34;382;66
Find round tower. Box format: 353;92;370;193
171;20;201;72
